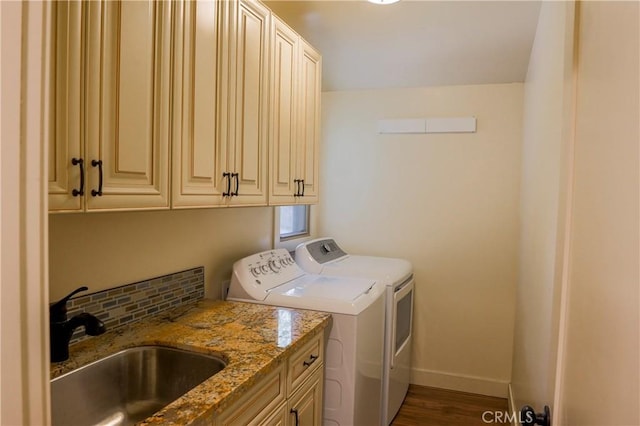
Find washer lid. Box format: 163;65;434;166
264;274;384;315
270;274;375;300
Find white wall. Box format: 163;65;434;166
557;2;639;424
49;207;274;301
319;83;523;396
510;0;575;413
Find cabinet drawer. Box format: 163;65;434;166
287;333;324;395
217;364;286;426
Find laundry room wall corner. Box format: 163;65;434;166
318;83;523;396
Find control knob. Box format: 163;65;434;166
269;259;281;273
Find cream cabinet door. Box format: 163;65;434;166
296;39;321;204
269;17;322;206
48;1;83;212
176;0;268;208
225;0;270;206
269;16;299;205
287;367;323;426
172;0;228;208
84;0;171;211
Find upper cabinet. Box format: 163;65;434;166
269;16;322;205
85;0;172;211
226;0;271;207
49;1;172;212
269;17;298;205
297;39;322;204
48;0;321;212
172;0;226;207
172;0;269;208
48;1;83;211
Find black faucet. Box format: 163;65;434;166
50;286;106;363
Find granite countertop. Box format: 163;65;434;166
50;299;331;425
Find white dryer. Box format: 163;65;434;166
295;239;414;425
227;248;386;426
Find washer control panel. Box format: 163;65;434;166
249;253;296;277
232;249;303;293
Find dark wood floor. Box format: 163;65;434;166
391;385;510;426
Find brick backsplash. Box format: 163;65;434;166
66;267;204;344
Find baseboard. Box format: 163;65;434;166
410;367;509;398
508;383;519;426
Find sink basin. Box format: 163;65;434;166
51;346;226;426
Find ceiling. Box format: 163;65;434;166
265;1;542;91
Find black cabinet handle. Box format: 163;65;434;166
91;160;103;197
231;172;239;196
303;353;319;367
290;408;299;426
222;172;231;197
71;158;84;196
300;179;305;197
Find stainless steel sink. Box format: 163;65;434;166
51;346;226;426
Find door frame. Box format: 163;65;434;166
1;1;50;424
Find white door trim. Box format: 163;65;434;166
1;1;51;424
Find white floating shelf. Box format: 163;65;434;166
378;117;476;134
377;118;426;134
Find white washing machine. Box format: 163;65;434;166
295;238;414;425
227;248;386;426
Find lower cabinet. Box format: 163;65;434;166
215;332;324;426
215;364;286;426
288;368;323;426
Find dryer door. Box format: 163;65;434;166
391;277;414;369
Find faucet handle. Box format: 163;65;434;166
50;286;89;323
